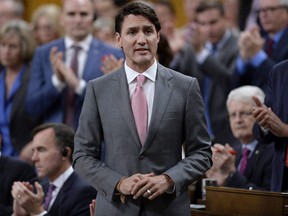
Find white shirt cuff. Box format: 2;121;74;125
196;48;210;64
52;74;66;92
75;79;86;95
32;210;48;216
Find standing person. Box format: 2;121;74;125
0;20;42;158
191;0;239;145
252;59;288;192
233;0;288;91
25;0;124;130
12;123;97;216
73;2;212;216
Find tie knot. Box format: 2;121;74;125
72;45;81;53
48;184;56;192
242;148;250;157
136;75;146;87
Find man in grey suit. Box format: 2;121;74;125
73;2;212;216
191;0;239;146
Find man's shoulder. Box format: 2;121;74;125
35;38;64;54
90;38;123;57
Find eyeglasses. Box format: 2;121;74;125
256;5;288;14
229;111;253;120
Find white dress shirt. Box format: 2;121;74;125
125;60;157;127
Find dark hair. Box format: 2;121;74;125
157;33;173;67
32;123;75;162
115;1;161;34
196;0;224;17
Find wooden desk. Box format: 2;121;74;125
191;186;288;216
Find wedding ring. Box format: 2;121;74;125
147;189;152;195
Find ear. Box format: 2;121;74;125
116;32;123;49
156;32;160;44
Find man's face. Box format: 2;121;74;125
196;8;227;44
258;0;288;34
228;101;255;144
116;15;160;72
31;128;64;181
60;0;94;41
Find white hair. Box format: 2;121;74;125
226;85;265;107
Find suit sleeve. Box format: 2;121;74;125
25;47;62;116
164;78;213;197
73;81;122;202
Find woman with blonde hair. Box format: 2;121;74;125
0;20;42;158
31;4;62;45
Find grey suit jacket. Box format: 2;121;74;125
73;63;212;216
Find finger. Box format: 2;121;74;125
34;182;45;198
252;96;263;107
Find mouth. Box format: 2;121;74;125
135;48;149;52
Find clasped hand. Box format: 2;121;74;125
117;173;173;200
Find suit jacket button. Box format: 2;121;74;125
139;155;144;160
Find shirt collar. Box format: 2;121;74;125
50;166;73;189
125;59;157;84
242;139;258;153
206;29;231;52
64;34;93;52
268;28;285;44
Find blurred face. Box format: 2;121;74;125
34;15;59;45
61;0;94;42
184;0;203;22
31;128;65;181
258;0;288;34
116;15;160;72
154;4;175;38
196;8;227;44
0;33;22;68
228;100;255;144
0;1;19;28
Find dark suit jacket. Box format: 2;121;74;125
73;63;212;216
7;65;43;154
171;32;239;145
233;27;288;91
44;172;96;216
226;142;274;190
25;37;124;129
0;156;37;216
254;60;288;192
197;31;239;145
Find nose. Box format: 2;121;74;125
31;151;38;162
137;32;146;45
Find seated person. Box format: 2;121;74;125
206;85;274;190
0;134;37;216
11;123;97;216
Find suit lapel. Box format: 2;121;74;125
112;68;142;148
141;64;174;153
245;143;261;176
82;39;103;80
49;172;77;214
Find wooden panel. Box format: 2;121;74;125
22;0;61;22
205;186;288;216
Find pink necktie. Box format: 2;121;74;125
131;75;148;145
43;184;56;210
239;148;250;174
65;45;81;127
